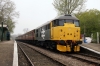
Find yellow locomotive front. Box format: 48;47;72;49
51;15;82;52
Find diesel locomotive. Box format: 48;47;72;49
16;14;82;52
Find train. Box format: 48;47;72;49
16;14;82;52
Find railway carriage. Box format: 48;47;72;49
25;30;35;43
16;14;82;52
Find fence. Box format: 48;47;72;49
91;32;100;43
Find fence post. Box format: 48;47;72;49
91;33;93;40
1;22;3;41
97;32;99;44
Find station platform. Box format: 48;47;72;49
80;43;100;54
0;40;18;66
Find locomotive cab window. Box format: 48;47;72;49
59;20;65;26
58;19;74;26
58;19;80;27
36;29;38;37
52;20;59;27
52;19;80;27
74;20;80;27
47;24;50;29
65;20;73;23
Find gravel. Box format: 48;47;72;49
25;43;96;66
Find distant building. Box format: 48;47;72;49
0;24;10;41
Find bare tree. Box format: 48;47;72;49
0;0;19;33
53;0;86;15
23;28;29;33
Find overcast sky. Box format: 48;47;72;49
11;0;100;35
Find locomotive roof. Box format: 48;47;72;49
35;14;79;29
54;14;79;20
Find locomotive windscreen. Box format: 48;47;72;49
53;19;80;27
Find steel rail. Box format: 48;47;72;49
65;53;100;66
78;53;100;60
18;44;34;66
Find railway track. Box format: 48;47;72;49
20;42;92;66
17;42;66;66
65;53;100;66
78;53;100;60
18;41;100;66
18;43;34;66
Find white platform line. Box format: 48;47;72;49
12;40;18;66
81;45;100;54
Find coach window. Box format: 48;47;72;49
36;29;38;33
36;29;38;37
38;28;39;31
34;30;35;34
46;25;47;29
41;26;45;30
31;32;33;36
47;24;50;29
43;26;44;30
38;28;41;37
40;27;42;31
41;27;43;30
44;25;46;30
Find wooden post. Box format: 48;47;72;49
97;32;99;44
1;22;3;41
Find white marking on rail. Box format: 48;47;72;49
12;40;18;66
81;45;100;54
